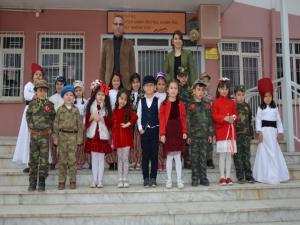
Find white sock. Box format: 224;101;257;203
219;152;226;178
166;155;174;181
91;152;99;183
225;152;232;178
98;153;105;184
174;153;182;182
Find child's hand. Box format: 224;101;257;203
187;138;191;145
121;122;131;128
183;133;187;140
258;132;263;143
160;135;166;144
277;133;284;141
98;115;104;122
139;129;145;135
208;136;213;144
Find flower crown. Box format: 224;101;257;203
90;79;110;95
155;71;167;80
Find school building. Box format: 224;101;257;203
0;0;299;151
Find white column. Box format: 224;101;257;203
280;0;295;152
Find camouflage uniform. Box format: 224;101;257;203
53;104;83;187
187;98;214;185
234;101;254;181
26;80;56;191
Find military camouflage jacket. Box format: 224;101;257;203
236;102;253;136
187;98;214;138
179;84;192;108
53;104;83;145
26;98;56;131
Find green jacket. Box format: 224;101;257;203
187;98;214;138
26;98;56;131
236;102;253;136
163;49;197;86
178;84;192;108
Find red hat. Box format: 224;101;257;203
31;63;45;77
258;77;273;97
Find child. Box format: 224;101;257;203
49;76;66;170
212;78;238;185
26;79;56;191
234;85;255;184
187;80;214;186
253;78;289;184
137;75;162;187
129;73;143;170
53;85;83;190
154;72;167;172
73;80;88;170
107;73;123;170
159;80;187;189
200;72;215;169
112;89;138;188
85;80;112;188
13;63;44;173
176;66;193;169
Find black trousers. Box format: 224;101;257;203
141;128;159;180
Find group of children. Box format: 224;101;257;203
16;63;290;192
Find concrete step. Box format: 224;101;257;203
1;181;300;205
0;165;299;186
0;198;300;225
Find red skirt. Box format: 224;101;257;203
85;131;112;154
163;118;185;157
112;127;134;148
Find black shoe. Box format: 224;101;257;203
89;164;92;170
200;178;210;186
109;163;114;171
207;159;215;169
28;185;36;192
144;178;150;188
114;163;118;171
237;178;245;184
150;178;157;187
38;177;45;192
49;164;56;170
191;180;199;187
246;177;255;184
23;167;29;173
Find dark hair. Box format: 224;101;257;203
172;30;183;42
193;83;206;90
86;85;112;119
162;80;180;105
115;89;132;123
130;73;141;90
156;76;167;85
109;73;123;90
260;93;276;110
216;80;231;98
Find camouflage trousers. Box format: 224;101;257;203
190;138;208;181
58;132;77;183
233;134;253;180
206;142;213;161
29;135;49;186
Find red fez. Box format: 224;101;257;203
258;77;273;97
31;63;45;77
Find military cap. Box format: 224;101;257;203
192;79;207;89
34;79;48;91
234;85;246;93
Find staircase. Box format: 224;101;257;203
1;136;300;225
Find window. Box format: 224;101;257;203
38;33;84;95
0;32;24;101
220;40;262;91
101;34;204;80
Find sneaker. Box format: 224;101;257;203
117;181;124;188
191;180;199;187
150;178;157;187
219;178;226;185
90;182;96;188
226;177;233;185
144;179;150;188
135;163;141;171
237;178;245;184
166;180;172;189
200;178;210;186
177;180;184;189
97;182;103;188
246;177;255;184
123;181;129;188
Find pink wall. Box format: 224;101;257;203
0;10;107;136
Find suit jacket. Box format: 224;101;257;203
163;49;197;86
100;38;136;89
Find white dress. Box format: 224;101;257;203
49;93;64;112
154;92;167;102
12;82;35;165
253;106;289;184
74;97;87;124
109;89;118;110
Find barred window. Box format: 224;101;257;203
220;40;262;91
38;32;84;95
0;32;24;101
